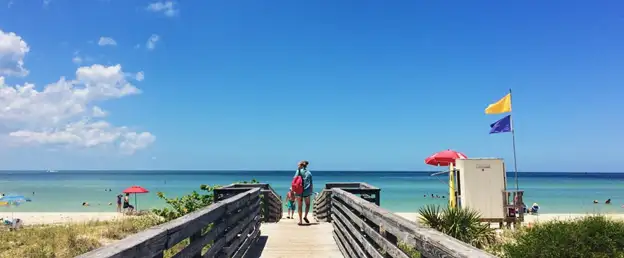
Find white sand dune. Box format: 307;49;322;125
0;212;123;225
5;211;624;226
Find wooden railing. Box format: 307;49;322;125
314;183;496;258
214;183;283;223
315;182;381;222
326;182;381;205
77;188;262;258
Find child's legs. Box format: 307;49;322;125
287;202;292;216
290;201;296;215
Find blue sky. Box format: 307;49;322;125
0;1;622;172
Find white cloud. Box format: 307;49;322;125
92;106;107;117
135;71;144;81
146;34;159;50
146;1;178;17
9;120;155;155
98;37;117;46
0;30;29;77
72;51;93;65
72;55;82;64
0;31;154;154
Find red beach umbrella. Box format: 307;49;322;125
424;149;468;166
123;186;149;194
122;186;149;210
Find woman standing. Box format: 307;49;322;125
295;160;313;225
116;194;123;212
123;193;134;214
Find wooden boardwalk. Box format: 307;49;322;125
78;182;496;258
246;217;343;258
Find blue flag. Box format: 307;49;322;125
489;115;512;134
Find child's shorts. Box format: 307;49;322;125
287;200;296;211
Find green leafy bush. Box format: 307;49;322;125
418;204;496;248
151;179;260;221
152;179;260;257
398;242;421;257
501;215;624;258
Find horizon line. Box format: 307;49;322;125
0;169;622;173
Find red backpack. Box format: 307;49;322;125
291;170;304;194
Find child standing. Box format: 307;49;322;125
286;188;296;219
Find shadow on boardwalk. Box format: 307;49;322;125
243;236;269;258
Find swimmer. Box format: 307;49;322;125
82;202;90;206
593;200;599;204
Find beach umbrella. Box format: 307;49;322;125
424;149;468;166
424;150;467;209
0;195;31;219
122;186;149;210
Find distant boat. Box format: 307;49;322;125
47;170;58;173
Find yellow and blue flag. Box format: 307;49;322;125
485;93;512;114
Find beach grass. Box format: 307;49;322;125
495;215;624;258
0;215;163;258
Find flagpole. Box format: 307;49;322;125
509;88;519;193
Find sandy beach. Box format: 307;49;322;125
394;212;624;225
5;211;624;226
0;212;123;225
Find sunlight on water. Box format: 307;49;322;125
0;171;623;213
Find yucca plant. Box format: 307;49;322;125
418;204;444;230
418;204;495;248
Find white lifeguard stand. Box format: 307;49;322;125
454;158;524;226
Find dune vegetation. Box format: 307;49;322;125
0;180;260;258
0;215;162;258
417;204;624;258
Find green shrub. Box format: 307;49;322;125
151;179;260;257
501;215;624;258
398;241;421;257
418;204;496;248
152;179;260;221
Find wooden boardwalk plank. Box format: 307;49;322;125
245;216;343;258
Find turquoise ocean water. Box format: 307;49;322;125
1;171;623;214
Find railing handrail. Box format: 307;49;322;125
314;183;496;258
78;188;261;258
214;183;283;223
325;182;380;190
332;188;496;258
